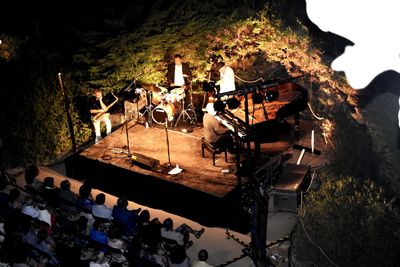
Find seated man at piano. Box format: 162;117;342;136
203;100;235;153
89;88;117;144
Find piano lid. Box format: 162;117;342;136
224;82;308;125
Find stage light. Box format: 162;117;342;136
0;40;2;46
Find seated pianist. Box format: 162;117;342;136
202;100;235;153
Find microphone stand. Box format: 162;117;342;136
164;118;172;169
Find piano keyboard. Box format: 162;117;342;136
215;112;247;138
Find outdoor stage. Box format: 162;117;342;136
65;115;311;231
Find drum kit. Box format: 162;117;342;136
136;82;196;126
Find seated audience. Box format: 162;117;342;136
168;245;191;267
90;250;109;267
24;165;41;192
57;179;77;205
160;218;204;247
76;183;95;213
92;193;113;221
89;219;108;246
192;249;214;267
41;176;60;208
107;224;128;251
136;209;162;249
112;196;139;237
21;196;39;219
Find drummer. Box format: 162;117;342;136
166;53;193;90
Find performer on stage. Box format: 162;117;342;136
215;62;236;94
166;54;193;89
203;100;234;153
89;88;116;144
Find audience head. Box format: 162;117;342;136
95;193;106;205
60;179;71;190
43;177;55;188
116;196;128;208
92;250;105;264
162;218;173;230
37;228;48;243
8;188;20;202
23;196;35;206
24;165;39;185
78;183;92;198
139;209;150;223
198;249;209;261
214;100;226;113
37;201;47;210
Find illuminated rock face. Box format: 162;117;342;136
305;0;400;126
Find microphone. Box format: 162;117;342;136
134;72;143;80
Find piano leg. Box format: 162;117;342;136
294;112;300;128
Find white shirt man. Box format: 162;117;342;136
174;64;185;87
216;63;236;94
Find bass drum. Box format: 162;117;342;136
152;102;176;124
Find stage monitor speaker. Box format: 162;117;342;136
130;153;159;170
268;163;311;212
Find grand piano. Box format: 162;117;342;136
213;81;308;152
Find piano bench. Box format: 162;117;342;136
201;137;228;166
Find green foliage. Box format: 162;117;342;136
293;171;400;266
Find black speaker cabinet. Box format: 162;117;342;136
130;153;159;170
269;164;311;212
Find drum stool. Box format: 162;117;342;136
201;137;227;166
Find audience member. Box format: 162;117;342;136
136;209;162;249
24;165;41;192
89;219;108;247
21;196;39;219
34;228;59;265
89;250;109;267
8;188;22;210
168;245;191;267
192;249;214;267
112;196;139;238
76;183;95;213
160;218;204;247
57;179;77;205
107;224;127;251
41;176;60;208
92;193;113;221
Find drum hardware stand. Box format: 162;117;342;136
174;84;197;127
140;89;154;126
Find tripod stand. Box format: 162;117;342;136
174;84;197;127
140;89;154;126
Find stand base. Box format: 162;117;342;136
293;144;321;155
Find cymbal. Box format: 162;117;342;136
141;83;162;93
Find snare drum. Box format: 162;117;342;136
152;102;176;124
151;86;168;105
169;87;185;102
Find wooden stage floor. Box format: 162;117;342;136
78;120;243;198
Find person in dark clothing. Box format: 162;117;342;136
166;54;192;89
202;100;234;153
112;196;140;238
